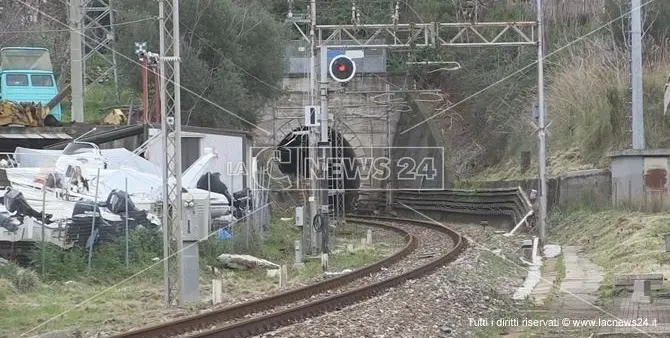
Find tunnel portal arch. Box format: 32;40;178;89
276;126;361;212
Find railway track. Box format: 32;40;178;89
112;215;467;338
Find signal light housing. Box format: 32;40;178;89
329;55;356;83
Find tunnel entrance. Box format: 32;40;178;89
276;126;360;214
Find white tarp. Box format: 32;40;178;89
13;147;160;177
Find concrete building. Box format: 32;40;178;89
609;149;670;211
145;126;252;192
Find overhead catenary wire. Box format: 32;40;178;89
0;16;157;34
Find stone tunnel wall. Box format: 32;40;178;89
255;74;408;190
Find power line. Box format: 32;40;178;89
0;17;156;34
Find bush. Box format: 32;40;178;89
0;262;40;293
29;227;163;283
11;268;39;293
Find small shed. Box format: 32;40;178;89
609;149;670;211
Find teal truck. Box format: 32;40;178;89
0;47;62;120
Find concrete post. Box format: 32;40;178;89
211;279;222;305
321;253;329;272
294;239;304;269
279;265;288;288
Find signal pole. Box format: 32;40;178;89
536;0;548;244
319;45;330;261
308;0;319;254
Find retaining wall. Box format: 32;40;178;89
467;168;611;212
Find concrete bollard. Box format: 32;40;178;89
211;279;222;305
279;265;288;288
366;229;372;245
294;239;304;269
632;279;652;303
321;253;329;272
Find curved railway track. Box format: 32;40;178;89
112;215;467;338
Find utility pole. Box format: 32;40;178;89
158;0;185;306
69;0;84;122
536;0;548;244
82;0;120;100
308;0;319;254
631;0;645;150
69;0;121;122
385;84;392;212
319;45;330;262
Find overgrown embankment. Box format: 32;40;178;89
399;1;670;182
548;209;670;296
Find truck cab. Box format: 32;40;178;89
0;47;62;120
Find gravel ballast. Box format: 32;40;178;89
255;221;530;338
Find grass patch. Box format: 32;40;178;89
0;218;395;336
542;254;566;306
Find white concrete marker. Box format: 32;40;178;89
322;253;329;271
279;265;288;288
294;239;304;269
211;279;222;305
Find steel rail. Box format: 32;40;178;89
112;219;417;338
184;215;466;338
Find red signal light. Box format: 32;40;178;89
329;55;356;82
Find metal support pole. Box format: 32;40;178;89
159;0;186;307
309;0;317;106
307;0;318;254
69;0;84;122
87;168;101;269
158;0;170;306
319;45;330;259
631;0;645;150
385;84;392;212
536;0;548;244
41;187;46;278
141;56;149;123
171;0;186;307
154;65;161;124
109;8;121;103
125;178;129;268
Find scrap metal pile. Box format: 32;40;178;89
0;140;245;252
0;100;50;127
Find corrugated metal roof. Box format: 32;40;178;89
0;133;72;139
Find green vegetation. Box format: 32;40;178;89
1;1;668;176
542;254;566;306
1;0;286;130
396;1;670;181
548;209;670;298
0;217;392;336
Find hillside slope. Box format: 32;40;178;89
402;0;670;181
